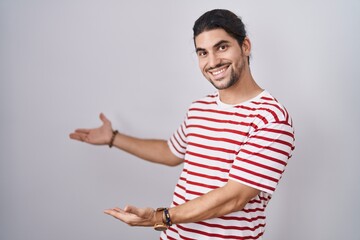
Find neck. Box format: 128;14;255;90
218;69;263;105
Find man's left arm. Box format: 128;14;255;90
104;180;259;227
104;119;294;227
170;179;259;223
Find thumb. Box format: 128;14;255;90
124;205;143;218
124;205;140;215
125;206;155;220
99;113;111;125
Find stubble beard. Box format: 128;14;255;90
208;66;240;90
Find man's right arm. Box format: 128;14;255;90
111;133;183;166
69;113;183;167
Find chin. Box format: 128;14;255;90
210;79;231;90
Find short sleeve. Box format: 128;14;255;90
167;116;188;159
229;121;295;194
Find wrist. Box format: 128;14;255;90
153;207;172;231
154;209;163;224
163;208;172;227
108;130;118;148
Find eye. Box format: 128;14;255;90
218;44;228;51
197;51;207;57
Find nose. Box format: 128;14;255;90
208;52;220;69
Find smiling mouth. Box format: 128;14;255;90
208;65;230;79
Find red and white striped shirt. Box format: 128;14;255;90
162;90;295;240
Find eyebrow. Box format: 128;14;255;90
195;47;206;54
195;40;231;53
213;40;231;49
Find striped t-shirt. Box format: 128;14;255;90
161;90;295;240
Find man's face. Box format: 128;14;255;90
195;28;248;90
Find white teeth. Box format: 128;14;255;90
212;67;227;76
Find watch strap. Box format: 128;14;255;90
153;208;168;231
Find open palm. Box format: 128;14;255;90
69;113;113;145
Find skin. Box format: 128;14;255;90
195;28;262;104
69;28;263;228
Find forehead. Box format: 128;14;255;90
194;28;237;49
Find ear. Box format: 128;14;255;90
241;37;251;57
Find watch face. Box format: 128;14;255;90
154;224;168;231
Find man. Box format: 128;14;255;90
70;9;295;239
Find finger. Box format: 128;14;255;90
104;209;115;215
104;209;119;216
104;207;126;215
108;207;125;214
104;209;121;219
104;208;136;225
104;208;153;227
69;132;89;142
69;133;81;141
99;113;110;125
113;207;123;212
74;128;91;134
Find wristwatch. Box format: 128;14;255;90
154;222;168;231
153;208;171;231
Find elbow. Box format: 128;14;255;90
165;158;183;167
162;143;183;166
223;180;260;213
231;196;251;212
163;152;183;167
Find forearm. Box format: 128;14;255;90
103;181;260;229
169;180;260;224
112;132;183;166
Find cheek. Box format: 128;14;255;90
233;55;245;68
198;60;206;72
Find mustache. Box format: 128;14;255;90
206;63;230;71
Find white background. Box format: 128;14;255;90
1;0;359;239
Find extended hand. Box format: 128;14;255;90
104;205;156;227
69;113;113;145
